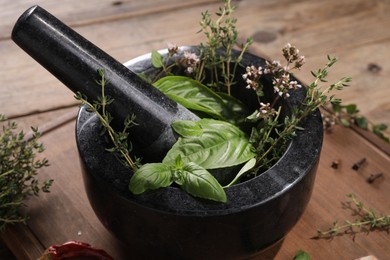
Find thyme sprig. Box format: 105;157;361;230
153;0;253;94
314;193;390;239
248;54;351;174
75;69;140;171
197;0;253;94
0;114;52;231
322;102;390;143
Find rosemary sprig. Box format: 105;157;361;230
314;193;390;239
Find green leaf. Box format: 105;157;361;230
154;76;248;121
225;157;256;187
373;123;387;132
294;250;311;260
355;116;368;129
217;91;251;118
246;110;260;122
340;118;350;127
174;154;183;169
129;163;173;194
136;72;153;83
331;103;342;113
171;120;203;137
373;123;390;143
175;162;226;202
343;104;358;114
164;119;256;169
151;49;164;68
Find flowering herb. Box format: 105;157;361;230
149;44;350;180
80;0;387;202
0;114;52;231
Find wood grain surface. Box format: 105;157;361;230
1;0;389;259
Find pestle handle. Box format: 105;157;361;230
12;5;198;161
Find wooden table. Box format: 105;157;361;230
1;0;389;259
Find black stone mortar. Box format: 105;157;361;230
76;46;323;259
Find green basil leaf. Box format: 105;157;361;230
217;91;251;118
164;119;256;169
294;250;311;260
171;120;203;138
154;76;234;120
176;162;226;202
129;163;172;194
174;154;183;169
151;49;164;68
166;93;223;118
224;157;256;187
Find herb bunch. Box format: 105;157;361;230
314;193;390;239
153;0;253;95
0;114;52;231
246;51;351;175
152;33;351;178
79;0;387;202
197;0;253;95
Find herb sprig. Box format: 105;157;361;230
74;69;140;171
314;193;390;239
0;114;52;231
323;103;390;143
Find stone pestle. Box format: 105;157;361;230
12;5;199;162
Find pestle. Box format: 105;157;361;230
12;5;199;162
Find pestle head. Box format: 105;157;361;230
12;5;199;161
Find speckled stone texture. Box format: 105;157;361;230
11;5;198;162
76;47;323;259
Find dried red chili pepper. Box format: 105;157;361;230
38;240;113;260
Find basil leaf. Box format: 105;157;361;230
154;76;235;120
171;120;203;138
217;91;251;119
151;50;164;68
129;163;172;194
294;250;311;260
164;119;256;169
224;157;256;187
176;162;226;202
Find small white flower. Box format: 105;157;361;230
184;51;200;64
256;102;276;119
289;80;302;89
186;67;194;74
242;65;262;90
167;42;179;56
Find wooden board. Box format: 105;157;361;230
1;0;390;259
1;116;389;259
1;0;389;135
